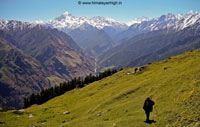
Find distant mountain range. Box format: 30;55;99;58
42;11;200;58
46;11;128;56
98;11;200;69
115;12;200;43
1;11;200;108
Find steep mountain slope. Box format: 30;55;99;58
129;23;200;66
69;23;114;56
0;20;94;80
0;37;51;108
1;50;200;127
99;21;200;69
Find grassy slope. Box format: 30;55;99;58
1;50;200;127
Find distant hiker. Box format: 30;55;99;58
143;97;155;123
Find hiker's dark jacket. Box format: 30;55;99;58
143;98;155;112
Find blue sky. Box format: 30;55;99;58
1;0;200;22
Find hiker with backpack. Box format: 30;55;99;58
143;97;155;123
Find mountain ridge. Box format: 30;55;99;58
0;37;51;108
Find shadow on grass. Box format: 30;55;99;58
144;120;156;124
0;121;5;125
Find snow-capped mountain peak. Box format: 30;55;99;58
89;16;127;29
49;11;127;31
33;20;45;24
63;11;71;16
0;20;38;30
128;11;200;32
179;11;200;29
55;11;73;20
127;16;149;26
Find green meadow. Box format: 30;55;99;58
1;50;200;127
